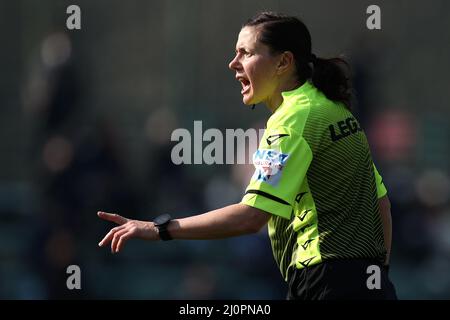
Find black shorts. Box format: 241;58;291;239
286;258;398;300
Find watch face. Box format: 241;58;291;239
154;214;171;226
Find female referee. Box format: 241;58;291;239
98;12;397;300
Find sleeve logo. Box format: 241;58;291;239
252;149;289;185
266;133;289;146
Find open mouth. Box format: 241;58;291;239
237;77;251;94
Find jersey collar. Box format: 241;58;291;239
273;80;314;114
281;80;313;99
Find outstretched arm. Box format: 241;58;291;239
98;203;271;253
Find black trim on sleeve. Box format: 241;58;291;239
245;189;291;206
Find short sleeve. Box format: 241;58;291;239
373;164;388;198
241;126;313;219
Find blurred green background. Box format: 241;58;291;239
1;0;449;299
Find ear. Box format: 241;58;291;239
276;51;295;75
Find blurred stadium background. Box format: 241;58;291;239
1;0;449;299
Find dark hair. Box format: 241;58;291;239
244;12;352;109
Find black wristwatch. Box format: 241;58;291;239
153;214;173;241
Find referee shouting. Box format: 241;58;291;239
98;12;397;300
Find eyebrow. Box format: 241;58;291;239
235;47;248;53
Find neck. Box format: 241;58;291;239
265;77;303;113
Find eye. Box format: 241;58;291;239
242;49;253;58
237;48;252;57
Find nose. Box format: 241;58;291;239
228;54;240;71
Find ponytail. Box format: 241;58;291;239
311;56;352;109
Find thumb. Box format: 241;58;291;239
97;211;128;225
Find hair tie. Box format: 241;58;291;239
310;53;318;64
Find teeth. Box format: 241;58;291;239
237;76;250;94
241;82;250;94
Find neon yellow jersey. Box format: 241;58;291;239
241;81;387;281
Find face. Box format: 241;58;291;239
229;26;280;105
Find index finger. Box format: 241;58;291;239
97;211;128;225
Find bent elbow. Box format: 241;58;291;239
247;221;266;234
244;209;271;234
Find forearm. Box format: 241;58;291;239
167;203;270;240
378;195;392;265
